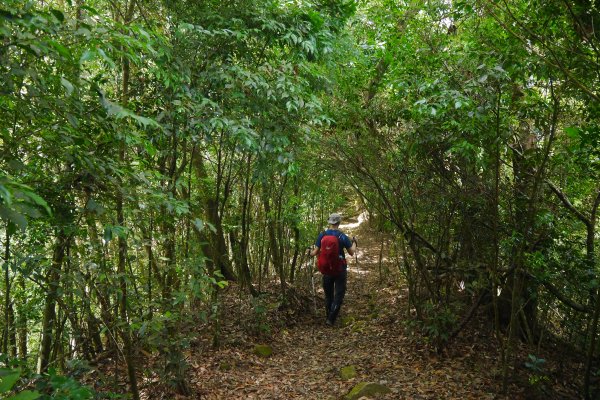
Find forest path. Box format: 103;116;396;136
186;213;502;399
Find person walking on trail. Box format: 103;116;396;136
309;213;357;326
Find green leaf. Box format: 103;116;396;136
144;142;157;156
96;48;115;68
130;114;160;128
0;369;20;393
24;190;52;216
79;49;96;63
60;77;74;95
86;199;105;215
8;390;42;400
50;9;65;22
0;207;27;231
193;218;204;232
80;5;99;15
48;40;72;59
206;222;217;234
565;126;580;138
103;226;113;243
0;184;12;205
66;113;79;128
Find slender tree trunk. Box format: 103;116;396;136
191;145;236;280
3;227;10;355
7;305;16;358
582;191;599;399
38;230;68;374
116;2;140;398
262;186;286;302
162;132;180;299
237;153;256;294
289;178;301;284
116;191;139;400
140;218;159;319
17;273;27;360
585;287;600;400
491;89;508;394
88;216;114;352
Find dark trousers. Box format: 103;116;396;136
323;270;347;322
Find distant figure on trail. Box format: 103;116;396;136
309;213;357;326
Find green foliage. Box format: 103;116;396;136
0;364;98;400
0;368;41;400
420;303;458;349
0;176;52;231
36;369;94;400
525;354;546;374
249;295;272;336
525;354;550;392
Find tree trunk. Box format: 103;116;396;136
262;186;286;302
238;153;256;294
38;230;68;374
116;2;140;397
191;145;236;281
17;273;27;360
3;227;11;355
7;304;16;358
289;178;301;284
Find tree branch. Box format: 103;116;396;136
534;275;591;313
547;180;592;228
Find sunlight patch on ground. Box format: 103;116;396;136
347;266;370;275
339;211;369;230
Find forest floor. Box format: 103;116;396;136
150;213;583;399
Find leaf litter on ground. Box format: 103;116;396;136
140;214;582;399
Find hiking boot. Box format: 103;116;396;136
328;304;340;324
326;318;334;326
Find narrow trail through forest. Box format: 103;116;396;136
180;213;579;400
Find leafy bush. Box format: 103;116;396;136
0;355;103;400
525;354;549;387
0;367;41;400
418;303;458;350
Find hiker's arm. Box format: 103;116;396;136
347;243;356;256
309;246;319;257
309;234;322;257
347;237;357;256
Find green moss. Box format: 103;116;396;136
253;344;273;357
340;365;357;380
340;315;356;326
345;382;391;400
218;362;232;371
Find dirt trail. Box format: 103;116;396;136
183;214;576;399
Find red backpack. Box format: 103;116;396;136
317;234;344;276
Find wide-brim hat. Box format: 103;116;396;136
327;213;342;225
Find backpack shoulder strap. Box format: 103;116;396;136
319;231;327;244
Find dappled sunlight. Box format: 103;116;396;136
347;265;370;275
339;211;369;231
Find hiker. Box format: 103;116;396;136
309;213;357;325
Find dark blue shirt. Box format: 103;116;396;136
315;229;353;259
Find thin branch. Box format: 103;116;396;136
561;0;600;57
484;1;600;102
547;180;592;228
592;189;600;223
535;275;591;313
